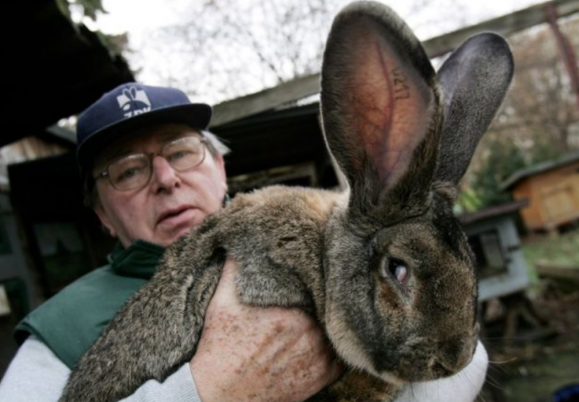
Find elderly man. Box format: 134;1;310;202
0;83;488;401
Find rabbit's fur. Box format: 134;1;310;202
61;2;513;401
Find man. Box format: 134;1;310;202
0;83;488;401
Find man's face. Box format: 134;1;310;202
92;124;227;247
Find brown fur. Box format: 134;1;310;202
60;2;513;401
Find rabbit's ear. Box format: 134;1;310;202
435;33;514;186
321;2;442;220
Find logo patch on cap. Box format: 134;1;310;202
117;86;152;118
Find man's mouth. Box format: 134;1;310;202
157;206;196;227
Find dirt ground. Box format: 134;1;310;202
480;284;579;402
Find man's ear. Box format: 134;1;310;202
214;153;228;193
94;204;117;238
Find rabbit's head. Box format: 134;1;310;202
320;2;513;384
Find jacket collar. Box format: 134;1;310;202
109;240;166;279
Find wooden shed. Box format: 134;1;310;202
502;153;579;233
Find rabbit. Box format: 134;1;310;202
60;1;514;401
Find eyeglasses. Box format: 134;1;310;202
95;136;208;191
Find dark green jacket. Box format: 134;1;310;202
15;240;165;369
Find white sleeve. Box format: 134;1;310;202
395;340;489;402
0;336;70;402
119;364;202;402
0;336;202;402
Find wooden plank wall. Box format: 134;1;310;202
513;161;579;231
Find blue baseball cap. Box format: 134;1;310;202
76;82;212;178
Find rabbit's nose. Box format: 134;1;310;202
434;337;477;375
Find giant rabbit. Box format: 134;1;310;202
61;1;513;401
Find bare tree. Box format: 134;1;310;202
485;16;579;158
133;0;473;103
462;16;579;209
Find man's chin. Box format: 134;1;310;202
154;225;197;247
154;211;206;245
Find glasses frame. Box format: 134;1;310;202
94;135;208;192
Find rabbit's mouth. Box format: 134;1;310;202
375;330;479;383
428;358;463;378
424;333;479;380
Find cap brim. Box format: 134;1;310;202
77;103;212;172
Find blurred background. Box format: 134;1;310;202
1;1;578;401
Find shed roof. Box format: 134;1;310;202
3;0;134;148
501;152;579;190
458;199;529;225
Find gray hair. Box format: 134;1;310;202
202;130;230;156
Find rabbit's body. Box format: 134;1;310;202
61;2;514;401
62;186;405;402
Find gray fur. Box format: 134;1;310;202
60;2;513;401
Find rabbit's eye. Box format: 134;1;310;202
389;260;408;284
379;257;409;285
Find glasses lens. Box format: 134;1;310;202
163;136;205;171
108;154;150;191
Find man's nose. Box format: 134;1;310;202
150;156;181;192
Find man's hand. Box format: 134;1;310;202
190;257;342;402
